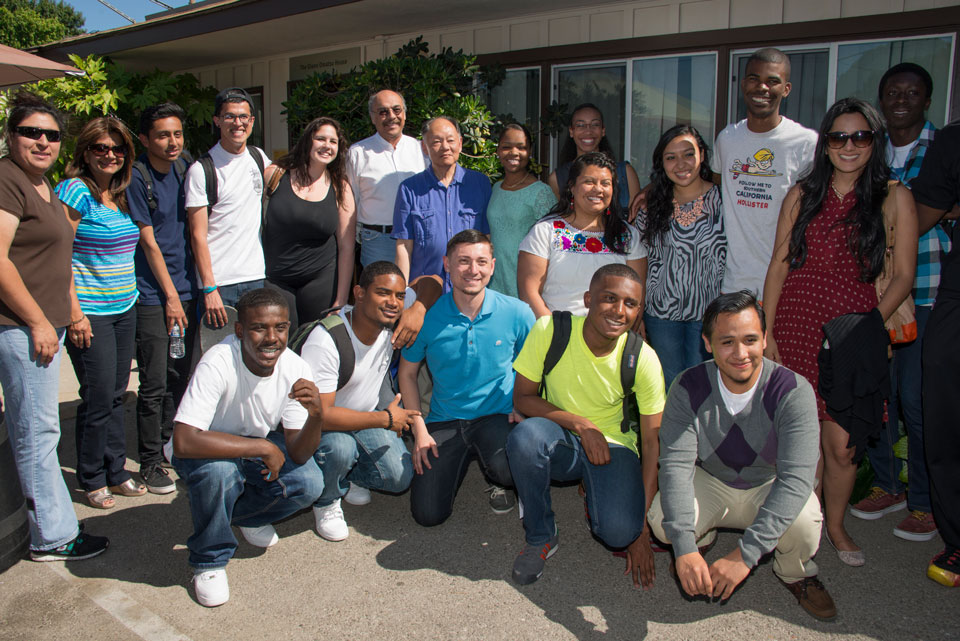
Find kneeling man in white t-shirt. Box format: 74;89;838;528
172;288;325;608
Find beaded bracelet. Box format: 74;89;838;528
385;407;394;431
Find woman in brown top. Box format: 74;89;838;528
0;91;108;561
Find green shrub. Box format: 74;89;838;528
283;37;501;179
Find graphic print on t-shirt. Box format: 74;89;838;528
728;147;783;210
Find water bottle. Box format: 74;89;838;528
169;324;185;360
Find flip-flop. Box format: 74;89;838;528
86;487;115;509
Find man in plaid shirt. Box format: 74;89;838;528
853;63;951;542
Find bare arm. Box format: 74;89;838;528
392;273;443;348
517;251;552;318
876;184;918;322
624;164;642;221
187;205;226;327
761;186;801;363
395;239;413;284
282;379;325;465
398;356;436;473
137;224;188;333
513;372;609;465
547;171;560;200
334;181;357;307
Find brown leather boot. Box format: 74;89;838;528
779;575;837;621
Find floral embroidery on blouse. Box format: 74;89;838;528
550;219;625;254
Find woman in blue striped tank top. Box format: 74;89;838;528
56;117;145;510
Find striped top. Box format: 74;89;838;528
56;178;139;314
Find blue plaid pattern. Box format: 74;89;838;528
887;121;951;305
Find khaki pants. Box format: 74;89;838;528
648;467;822;583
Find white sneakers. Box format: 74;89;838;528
344;482;372;506
239;524;279;548
314;499;349;541
194;569;229;607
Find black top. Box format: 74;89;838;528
263;172;339;284
912;122;960;301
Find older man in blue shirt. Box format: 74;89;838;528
393;116;491;292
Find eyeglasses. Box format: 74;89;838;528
572;120;603;131
219;113;251;123
376;106;404;118
14;126;61;142
825;130;875;149
88;143;127;157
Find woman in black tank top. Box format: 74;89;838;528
262;117;356;329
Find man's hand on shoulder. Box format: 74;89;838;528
289;378;323;419
392;302;425;348
386;393;420;433
675;551;712;597
708;546;751;601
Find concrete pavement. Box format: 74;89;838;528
0;359;958;640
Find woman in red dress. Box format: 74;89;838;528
763;98;917;567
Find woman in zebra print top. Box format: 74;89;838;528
635;125;726;388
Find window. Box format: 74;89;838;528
630;53;717;184
245;86;265;150
553;62;627;170
729;35;955;131
486;67;540;132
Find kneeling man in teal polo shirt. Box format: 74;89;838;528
398;229;535;526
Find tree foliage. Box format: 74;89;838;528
0;0;84;49
284;37;502;179
0;54;217;183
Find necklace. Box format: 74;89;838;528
830;181;850;200
671;184;709;226
501;172;531;190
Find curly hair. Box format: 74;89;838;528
275;116;350;206
641;124;712;245
786;97;889;282
65;116;135;211
541;151;630;254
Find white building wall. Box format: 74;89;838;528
185;0;960;152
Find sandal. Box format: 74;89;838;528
86;487;116;509
108;478;147;497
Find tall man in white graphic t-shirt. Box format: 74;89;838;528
185;87;275;327
711;48;817;296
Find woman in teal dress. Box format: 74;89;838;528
487;124;556;297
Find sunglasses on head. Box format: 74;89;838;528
88;143;127;157
15;126;61;142
825;130;875;149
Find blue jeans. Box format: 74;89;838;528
173;431;323;569
506;417;646;547
409;414;514;527
644;314;708;390
216;279;265;309
313;428;413;507
867;304;931;511
0;326;79;551
66;307;137;491
359;227;396;267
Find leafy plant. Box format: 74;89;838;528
0;0;84;49
283;37;502;179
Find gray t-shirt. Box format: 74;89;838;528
711;117;817;296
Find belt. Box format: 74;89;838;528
360;223;393;233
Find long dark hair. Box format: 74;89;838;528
65;116;135;210
642;124;712;245
787;98;889;282
276;116;350;205
558;103;618;166
542;151;630;254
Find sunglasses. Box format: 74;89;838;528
88;143;127;157
15;126;61;142
825;130;875;149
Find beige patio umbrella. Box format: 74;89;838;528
0;43;81;88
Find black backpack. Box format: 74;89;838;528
541;310;644;434
132;150;193;212
195;145;266;209
287;308;354;390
